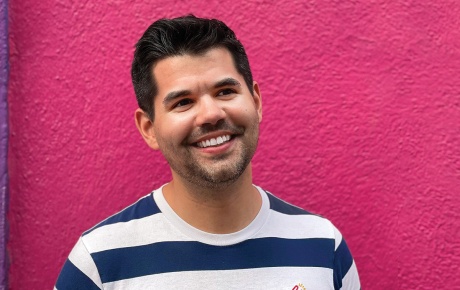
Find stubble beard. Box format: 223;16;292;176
160;120;259;190
180;142;253;189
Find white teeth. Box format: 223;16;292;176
197;135;231;148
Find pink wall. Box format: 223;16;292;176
7;1;460;289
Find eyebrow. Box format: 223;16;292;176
213;77;242;89
162;78;242;106
163;90;191;106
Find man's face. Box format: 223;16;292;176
144;47;262;188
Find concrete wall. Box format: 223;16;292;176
7;0;460;289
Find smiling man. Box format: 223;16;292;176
55;15;360;290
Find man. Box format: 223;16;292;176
55;15;360;289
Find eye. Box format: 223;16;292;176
174;98;193;108
217;88;236;96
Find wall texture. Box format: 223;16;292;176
0;0;7;288
7;0;460;289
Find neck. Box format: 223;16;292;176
162;165;262;234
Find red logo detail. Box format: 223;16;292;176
292;283;305;290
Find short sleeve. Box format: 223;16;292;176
55;237;103;290
332;226;361;290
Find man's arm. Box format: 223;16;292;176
55;237;103;290
332;226;361;290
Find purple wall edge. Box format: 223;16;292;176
0;0;8;288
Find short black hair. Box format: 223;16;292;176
131;15;253;120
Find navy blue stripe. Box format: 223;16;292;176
84;193;160;235
265;191;312;215
93;237;335;283
333;238;354;290
55;259;100;290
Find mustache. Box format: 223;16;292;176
186;120;244;142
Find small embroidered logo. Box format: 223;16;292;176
292;283;306;290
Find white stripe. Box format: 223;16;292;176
332;224;343;250
341;261;360;290
103;267;334;290
83;211;336;254
68;238;103;288
82;214;193;253
254;211;335;240
84;194;152;233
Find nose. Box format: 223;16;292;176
195;95;226;126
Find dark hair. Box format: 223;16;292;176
131;15;253;120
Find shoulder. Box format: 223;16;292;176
56;193;163;290
83;192;160;236
264;189;315;215
261;188;337;239
261;188;360;289
78;192;164;254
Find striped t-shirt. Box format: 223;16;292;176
55;186;360;289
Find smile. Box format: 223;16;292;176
196;135;231;148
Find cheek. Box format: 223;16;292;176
157;114;194;141
227;101;259;123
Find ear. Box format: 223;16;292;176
252;81;262;123
134;108;160;150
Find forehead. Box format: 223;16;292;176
152;47;241;95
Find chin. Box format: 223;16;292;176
185;162;248;189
